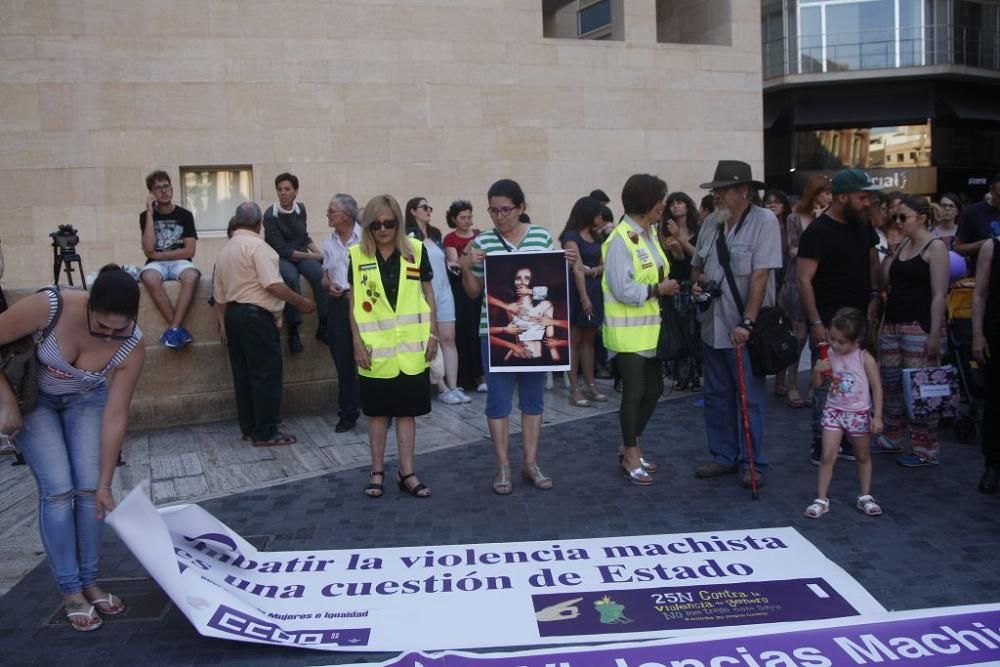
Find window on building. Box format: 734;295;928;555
542;0;622;40
656;0;732;45
180;166;254;233
794;123;931;170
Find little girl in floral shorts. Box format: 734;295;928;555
805;307;885;518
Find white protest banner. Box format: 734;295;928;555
371;603;1000;667
107;484;884;653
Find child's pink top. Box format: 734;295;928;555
825;347;871;412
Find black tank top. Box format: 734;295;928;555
885;238;940;331
987;238;1000;339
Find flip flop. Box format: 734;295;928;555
66;605;103;632
252;432;297;447
86;593;125;616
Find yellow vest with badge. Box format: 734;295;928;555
350;239;431;379
601;221;670;353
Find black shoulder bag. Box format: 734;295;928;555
0;286;63;414
716;220;798;376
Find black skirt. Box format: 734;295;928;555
358;368;431;417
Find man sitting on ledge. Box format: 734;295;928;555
139;170;200;350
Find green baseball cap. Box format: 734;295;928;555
830;168;881;194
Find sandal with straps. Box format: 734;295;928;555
804;498;830;519
856;494;882;516
521;463;553;490
493;465;512;495
65;603;103;632
397;471;430;498
364;470;385;498
85;591;125;616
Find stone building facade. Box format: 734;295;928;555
0;0;763;289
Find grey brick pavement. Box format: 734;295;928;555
0;387;997;666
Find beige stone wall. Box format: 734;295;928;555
0;0;763;290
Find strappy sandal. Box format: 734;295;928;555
804;498;830;519
568;392;591;407
397;471;430;498
583;384;608;402
65;604;103;632
493;465;512;495
856;494;882;516
85;592;125;616
364;470;385;498
623;464;654;486
618;451;658;473
521;463;553;490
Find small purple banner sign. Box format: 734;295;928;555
377;604;1000;667
207;605;371;648
532;578;858;637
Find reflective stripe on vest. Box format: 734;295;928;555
600;221;669;353
350;239;431;378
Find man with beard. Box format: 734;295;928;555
797;169;882;465
691;161;782;489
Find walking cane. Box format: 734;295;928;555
734;345;760;500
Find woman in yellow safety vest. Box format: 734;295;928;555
603;174;680;486
349;195;438;499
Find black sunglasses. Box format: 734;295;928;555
370;219;398;232
87;309;136;341
892;213;907;223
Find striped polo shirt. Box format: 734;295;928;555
470;224;555;335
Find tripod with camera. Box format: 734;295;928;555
51;224;86;289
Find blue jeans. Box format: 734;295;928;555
702;344;768;472
279;258;327;326
17;387;108;594
480;337;545;418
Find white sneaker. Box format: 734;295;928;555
544;374;554;391
476;382;488;393
438;389;462;405
562;372;571;389
454;387;472;403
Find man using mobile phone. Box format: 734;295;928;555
139;170;200;349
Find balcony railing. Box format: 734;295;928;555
763;23;1000;79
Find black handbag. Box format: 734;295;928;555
656;295;690;362
0;287;63;414
716;225;798;377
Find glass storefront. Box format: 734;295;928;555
762;0;1000;78
794;123;932;171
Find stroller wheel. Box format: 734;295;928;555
954;416;976;444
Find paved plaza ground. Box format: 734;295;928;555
0;378;997;666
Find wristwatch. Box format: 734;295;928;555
739;317;755;332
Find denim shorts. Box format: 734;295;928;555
141;259;199;281
480;337;545;418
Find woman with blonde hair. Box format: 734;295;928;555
349;195;438;498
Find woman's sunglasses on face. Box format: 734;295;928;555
87;309;136;340
370;219;398;232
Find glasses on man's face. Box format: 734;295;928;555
151;184;172;193
417;204;433;213
487;206;519;218
87;310;136;341
370;219;398;232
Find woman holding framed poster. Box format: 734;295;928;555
460;179;576;495
603;174;680;486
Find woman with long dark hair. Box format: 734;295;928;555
657;191;702;391
0;265;145;631
406;196;467;405
443;200;484;393
559;196;606;406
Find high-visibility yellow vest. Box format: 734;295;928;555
350;239;431;378
601;221;670;353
